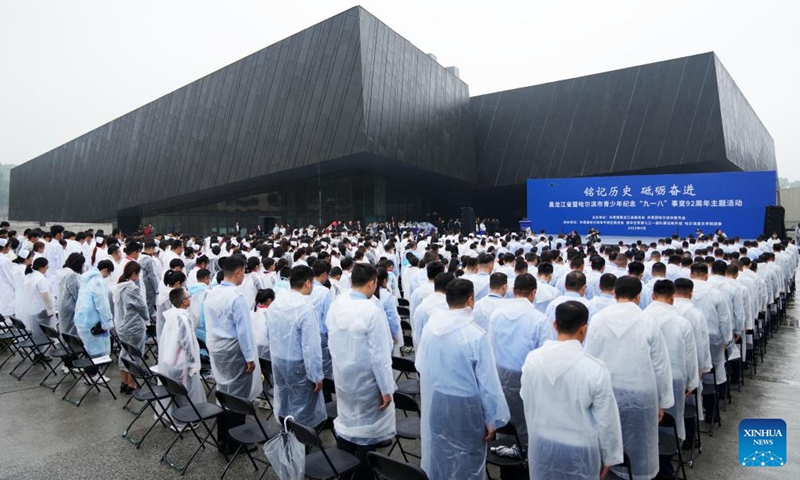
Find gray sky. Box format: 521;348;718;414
1;1;798;177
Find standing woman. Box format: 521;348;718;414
112;261;149;394
57;253;85;336
74;260;115;383
21;257;56;353
11;249;33;319
375;267;403;347
239;257;266;310
251;288;275;409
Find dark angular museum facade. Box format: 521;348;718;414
9;6;777;234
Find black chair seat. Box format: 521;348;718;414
487;438;525;467
133;384;169;402
684;404;696;419
0;331;13;340
229;419;280;445
658;431;679;456
173;402;223;423
397;379;420;395
71;358;97;368
396;416;420;439
49;347;70;358
304;448;360;480
326;401;338;419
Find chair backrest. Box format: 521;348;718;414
397;306;410;318
367;451;429;480
322;378;336;396
400;320;412;332
397;298;410;308
393;392;419;414
119;339;145;362
39;324;60;341
10;316;28;332
196;336;208;350
392;356;417;374
659;411;677;429
62;332;87;356
495;421;522;445
286;417;323;448
258;357;272;374
121;357;149;381
215;390;253;416
156;373;189;399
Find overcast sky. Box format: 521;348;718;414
1;1;797;178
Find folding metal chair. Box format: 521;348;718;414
8;317;53;380
368;451;429;480
157;372;227;475
286;417;360;480
397;306;410;320
256;356;274;419
39;324;76;391
215;390;280;479
683;390;701;468
659;412;688;480
699;367;721;437
120;357;176;447
60;332;117;406
606;452;634;480
387;392;421;462
485;422;526;480
392;356;420;396
144;323;159;362
321;377;338;432
397;298;410;308
0;313;23;369
197;337;216;396
118;339;153;414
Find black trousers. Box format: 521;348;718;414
335;435;380;480
217;410;246;453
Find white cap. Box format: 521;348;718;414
96;237;105;245
0;238;7;247
19;249;30;258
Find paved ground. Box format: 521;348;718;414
2;306;800;479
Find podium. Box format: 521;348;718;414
519;219;532;232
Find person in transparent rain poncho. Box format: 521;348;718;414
159;288;204;430
521;301;623;480
488;273;552;461
251;288;275;410
21;257;56;358
111;261;149;394
472;272;508;331
643;280;699;478
73;260;115;384
584;276;673;480
326;263;396;480
265;265;325;429
308;260;335;383
416;279;510;480
56;253;86;337
204;254;262;455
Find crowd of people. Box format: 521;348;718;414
0;218;796;480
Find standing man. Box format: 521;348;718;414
266;265;326;428
45;225;65;298
416;279;509;480
326;263;396;479
521;301;623;479
204;254;262;454
584;276;673;480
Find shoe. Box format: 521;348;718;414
34;355;52;363
61;365;70;374
258;400;271;410
120;383;131;394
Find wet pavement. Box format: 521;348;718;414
2;304;799;479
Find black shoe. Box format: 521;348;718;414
34;354;52;363
120;383;132;394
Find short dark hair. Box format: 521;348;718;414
289;265;314;289
489;272;508;290
569;256;584;270
555;301;589;334
445;278;474;308
614;275;643;300
599;273;617;292
690;262;708;276
220;254;246;274
312;260;332;277
478;253;494;265
711;260;728;275
33;257;48;271
351;263;378;287
564;271;586;291
652;279;676;297
513;273;537;295
426;261;445;280
169;288;187;308
537;263;554;276
627;261;645;277
64;252;85;274
674;278;694;295
434;272;455;292
196;268;211;282
590;256;605;271
651;262;666;275
97;259;115;273
124;242;141;255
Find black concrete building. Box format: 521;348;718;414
9;6;777;234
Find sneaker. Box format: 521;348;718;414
61;365;70;374
490;444;522;459
258;400;271;410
